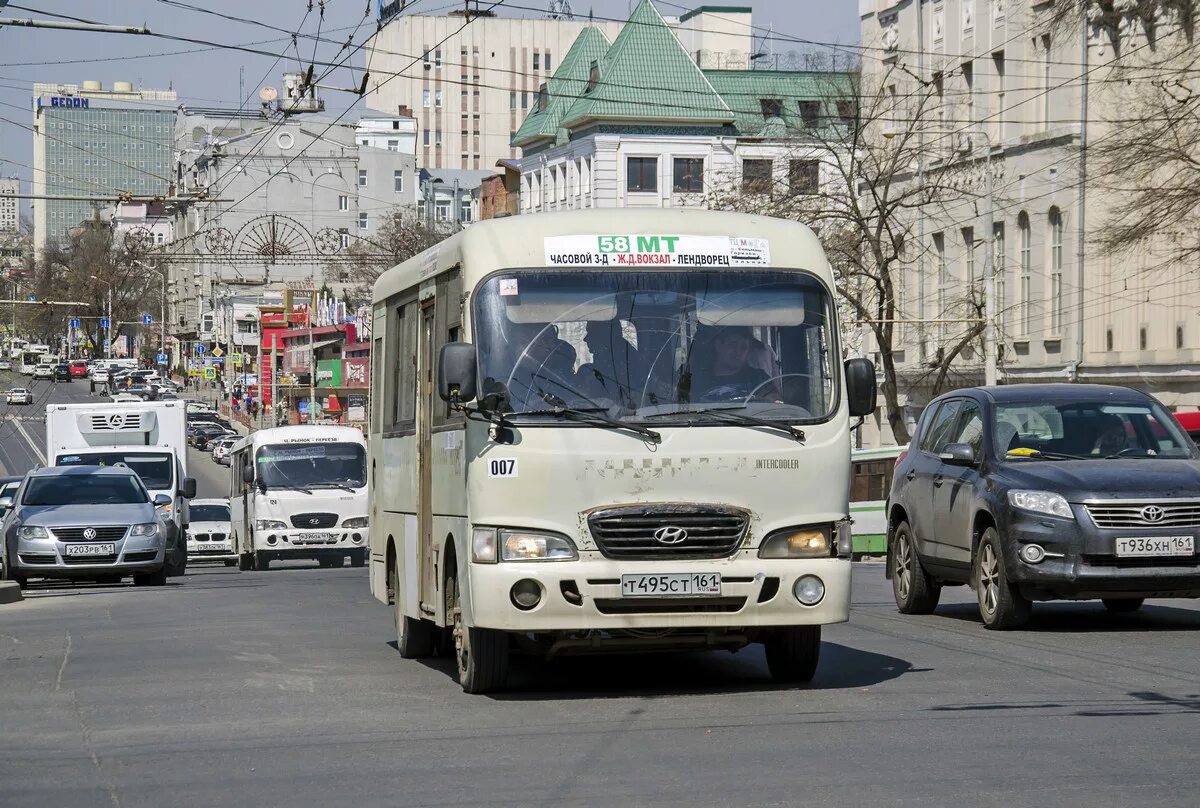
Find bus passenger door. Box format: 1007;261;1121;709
417;303;437;613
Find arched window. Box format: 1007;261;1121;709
1049;206;1063;332
1018;211;1030;336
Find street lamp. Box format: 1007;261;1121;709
132;259;166;365
89;275;113;360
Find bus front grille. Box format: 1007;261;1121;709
587;505;748;559
290;513;338;529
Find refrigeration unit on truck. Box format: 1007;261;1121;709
45;401;197;576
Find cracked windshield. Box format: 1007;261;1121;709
255;442;367;489
473;270;836;422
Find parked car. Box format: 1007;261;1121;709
0;465;169;589
54;363;72;381
5;388;31;405
185;498;235;565
1174;411;1200;444
32;365;53;380
210;436;238;464
195;429;237;451
0;360;12;371
68;360;89;378
187;423;226;447
110;393;143;403
887;384;1200;630
125;383;157;400
0;474;24;579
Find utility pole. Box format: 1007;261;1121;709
982;139;996;387
1074;1;1088;380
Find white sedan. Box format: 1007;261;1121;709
32;365;53;380
186;499;236;565
5;388;31;405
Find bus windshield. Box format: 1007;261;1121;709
255;442;367;490
55;451;175;490
473;270;836;423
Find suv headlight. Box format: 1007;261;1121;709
758;526;832;558
16;525;48;540
342;517;369;529
1008;490;1074;519
130;523;158;537
256;519;288;531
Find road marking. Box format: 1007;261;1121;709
9;414;46;465
55;630;72;692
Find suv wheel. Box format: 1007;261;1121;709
891;521;941;614
975;528;1031;630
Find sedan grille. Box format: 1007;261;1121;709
1084;501;1200;529
51;526;128;542
192;533;227;542
586;505;748;560
290;513;338;529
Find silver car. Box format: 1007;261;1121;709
0;466;169;589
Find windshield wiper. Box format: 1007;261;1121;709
519;396;661;443
309;482;358;492
645;406;805;443
263;483;313;495
1005;449;1081;461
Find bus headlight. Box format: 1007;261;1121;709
342;517;369;529
501;529;577;561
758;526;831;558
255;519;288;531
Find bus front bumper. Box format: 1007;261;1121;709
466;557;850;631
254;528;368;554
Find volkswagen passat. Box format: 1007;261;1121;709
0;466;170;589
887;384;1200;629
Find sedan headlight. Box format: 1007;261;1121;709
1008;490;1074;519
501;529;577;561
342;517;369;529
758;526;831;558
16;525;48;540
130;523;158;537
256;519;288;531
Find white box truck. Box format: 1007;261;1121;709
45;401;197;577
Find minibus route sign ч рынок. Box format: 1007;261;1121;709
544;234;771;267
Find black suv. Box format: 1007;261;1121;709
886;384;1200;629
53;363;71;381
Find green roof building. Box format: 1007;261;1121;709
511;0;853;214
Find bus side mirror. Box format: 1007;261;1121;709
181;477;197;499
845;358;877;417
438;342;477;404
241;465;254;485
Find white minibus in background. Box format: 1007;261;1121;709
368;209;877;692
229;425;369;571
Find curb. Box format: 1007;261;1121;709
0;581;23;604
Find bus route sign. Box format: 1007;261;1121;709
543;234;770;268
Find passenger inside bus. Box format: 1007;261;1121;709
575;319;646;408
495;323;587;411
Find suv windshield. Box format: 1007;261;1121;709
24;474;148;505
995;400;1193;459
55;452;174;490
190;504;230;522
473;270;835;423
255;442;366;489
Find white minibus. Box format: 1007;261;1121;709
368;209;877;692
229;425;369;570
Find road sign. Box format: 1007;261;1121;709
26;295;35;302
211;346;224;358
195;344;206;355
69;318;80;329
100;317;110;328
142;314;153;325
211;356;224;365
203;367;216;380
156;352;167;364
103;339;111;349
187;368;199;377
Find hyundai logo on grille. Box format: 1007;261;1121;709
1141;505;1166;523
82;527;97;540
308;517;321;526
652;526;689;545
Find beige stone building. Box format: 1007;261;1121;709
859;0;1200;444
363;5;755;171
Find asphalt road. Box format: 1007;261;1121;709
2;380;1200;806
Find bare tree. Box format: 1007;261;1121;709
708;63;990;443
327;207;457;299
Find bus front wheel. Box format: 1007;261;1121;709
449;572;509;693
763;625;821;684
237;553;254;572
255;551;271;571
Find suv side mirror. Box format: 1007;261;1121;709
844;358;877;417
939;443;977;466
181;477;197;499
241;465;254;485
438;342;478;404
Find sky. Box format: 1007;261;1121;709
0;0;861;220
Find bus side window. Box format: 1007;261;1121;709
433;269;464;427
387;296;419;432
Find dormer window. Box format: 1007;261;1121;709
760;98;783;118
585;61;599;93
537;83;549;112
